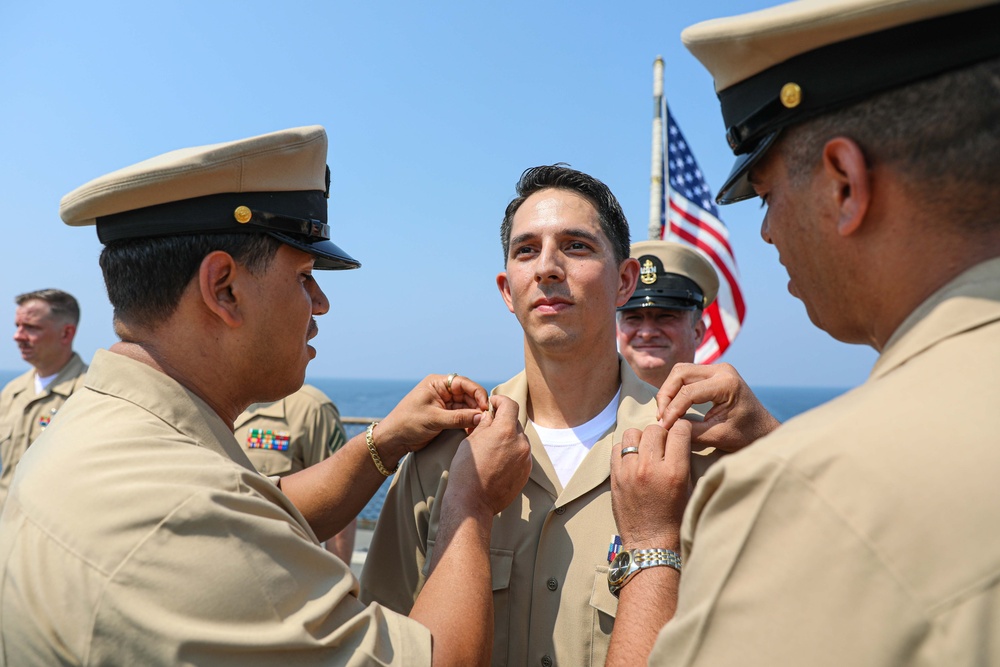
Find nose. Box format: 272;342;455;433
309;280;330;316
760;214;773;245
534;242;565;284
13;326;26;343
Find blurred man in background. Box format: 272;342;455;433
234;384;357;562
0;289;87;511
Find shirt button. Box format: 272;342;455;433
541;655;553;667
554;506;565;515
546;577;558;591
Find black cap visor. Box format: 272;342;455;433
268;232;359;270
620;295;701;312
717;131;779;205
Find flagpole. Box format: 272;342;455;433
649;56;665;241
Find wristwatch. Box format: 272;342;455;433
608;548;682;598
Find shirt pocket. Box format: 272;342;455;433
589;564;618;664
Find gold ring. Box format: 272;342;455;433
621;446;640;457
446;373;459;391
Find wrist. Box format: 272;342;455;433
621;533;681;553
365;422;406;477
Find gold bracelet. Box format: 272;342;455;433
365;421;399;477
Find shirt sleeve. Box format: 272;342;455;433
89;473;432;666
648;453;929;667
359;431;463;614
302;399;346;468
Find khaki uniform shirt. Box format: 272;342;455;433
361;359;718;667
0;350;430;666
234;384;348;477
650;257;1000;666
0;352;87;511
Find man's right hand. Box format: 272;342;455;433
656;362;780;453
447;395;532;518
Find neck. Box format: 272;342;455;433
108;338;247;429
866;235;1000;351
523;339;621;429
33;350;74;378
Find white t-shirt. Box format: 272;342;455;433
532;388;620;489
35;372;59;394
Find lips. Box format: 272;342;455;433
532;296;573;313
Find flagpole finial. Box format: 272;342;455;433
653;57;664;98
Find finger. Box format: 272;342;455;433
438;407;490;431
612;428;643;478
655;363;711;421
449;375;490;409
488;395;519;424
640;424;668;463
664;418;693;474
657;374;732;428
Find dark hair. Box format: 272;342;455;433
500;165;631;266
779;55;1000;232
15;289;81;325
99;232;282;331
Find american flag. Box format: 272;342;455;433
661;103;745;363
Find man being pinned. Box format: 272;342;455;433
362;165;767;667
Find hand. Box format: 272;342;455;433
656;362;780;453
447;395;532;518
376;374;490;460
611;421;691;551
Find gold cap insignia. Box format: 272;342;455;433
640;258;657;285
780;82;802;109
234;206;253;223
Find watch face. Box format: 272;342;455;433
609;550;633;585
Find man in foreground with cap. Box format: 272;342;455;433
607;1;1000;664
0;125;532;666
0;289;87;512
362;165;763;667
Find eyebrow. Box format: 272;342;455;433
509;227;603;248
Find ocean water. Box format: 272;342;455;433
0;369;850;527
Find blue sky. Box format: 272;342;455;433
0;0;878;388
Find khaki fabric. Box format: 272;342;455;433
362;359;718;667
0;350;430;666
0;352;87;511
650;257;1000;666
234;384;348;477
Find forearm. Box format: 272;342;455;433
280;433;404;541
606;566;679;667
325;517;357;563
410;490;494;667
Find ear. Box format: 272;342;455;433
496;272;515;313
59;323;76;346
616;257;640;308
822;137;872;237
198;251;245;328
693;312;707;343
